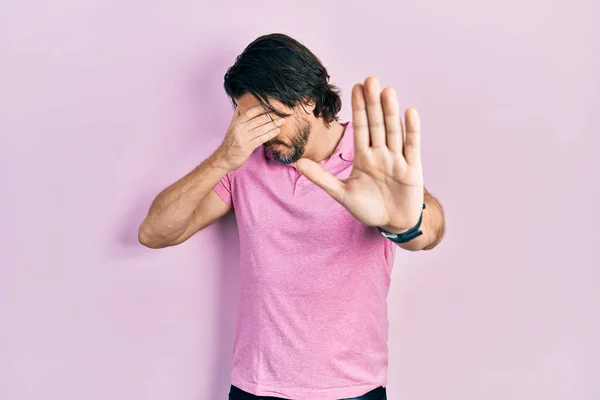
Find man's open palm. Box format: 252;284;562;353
295;76;425;232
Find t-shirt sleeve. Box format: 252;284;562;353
213;171;234;209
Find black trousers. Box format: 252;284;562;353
228;384;387;400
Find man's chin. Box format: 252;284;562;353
272;154;295;164
269;150;298;165
265;143;303;164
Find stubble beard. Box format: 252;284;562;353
264;117;311;165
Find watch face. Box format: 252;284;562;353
378;226;423;244
378;227;400;239
381;231;397;239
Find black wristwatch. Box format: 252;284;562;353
377;203;426;243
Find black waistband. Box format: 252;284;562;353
228;384;386;400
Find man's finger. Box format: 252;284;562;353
295;158;346;204
250;124;281;146
248;114;286;131
403;108;422;166
250;117;286;138
351;84;369;152
364;77;386;148
381;87;403;154
238;105;268;123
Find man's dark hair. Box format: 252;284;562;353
224;33;342;127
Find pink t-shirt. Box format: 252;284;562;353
213;121;396;400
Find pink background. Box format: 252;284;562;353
1;1;598;399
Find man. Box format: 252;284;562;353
138;33;445;400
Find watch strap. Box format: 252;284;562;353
377;203;426;243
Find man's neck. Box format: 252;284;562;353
302;119;346;163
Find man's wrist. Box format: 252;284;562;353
378;203;427;236
209;148;235;174
378;224;411;235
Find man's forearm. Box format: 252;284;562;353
139;150;231;244
397;189;446;251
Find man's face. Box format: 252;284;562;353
235;93;312;164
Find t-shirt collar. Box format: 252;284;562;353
337;121;354;162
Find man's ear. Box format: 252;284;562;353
301;98;316;113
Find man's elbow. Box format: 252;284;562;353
397;241;431;251
397;232;445;251
137;222;168;249
421;241;441;251
421;229;446;251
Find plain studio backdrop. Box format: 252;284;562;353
1;1;598;399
